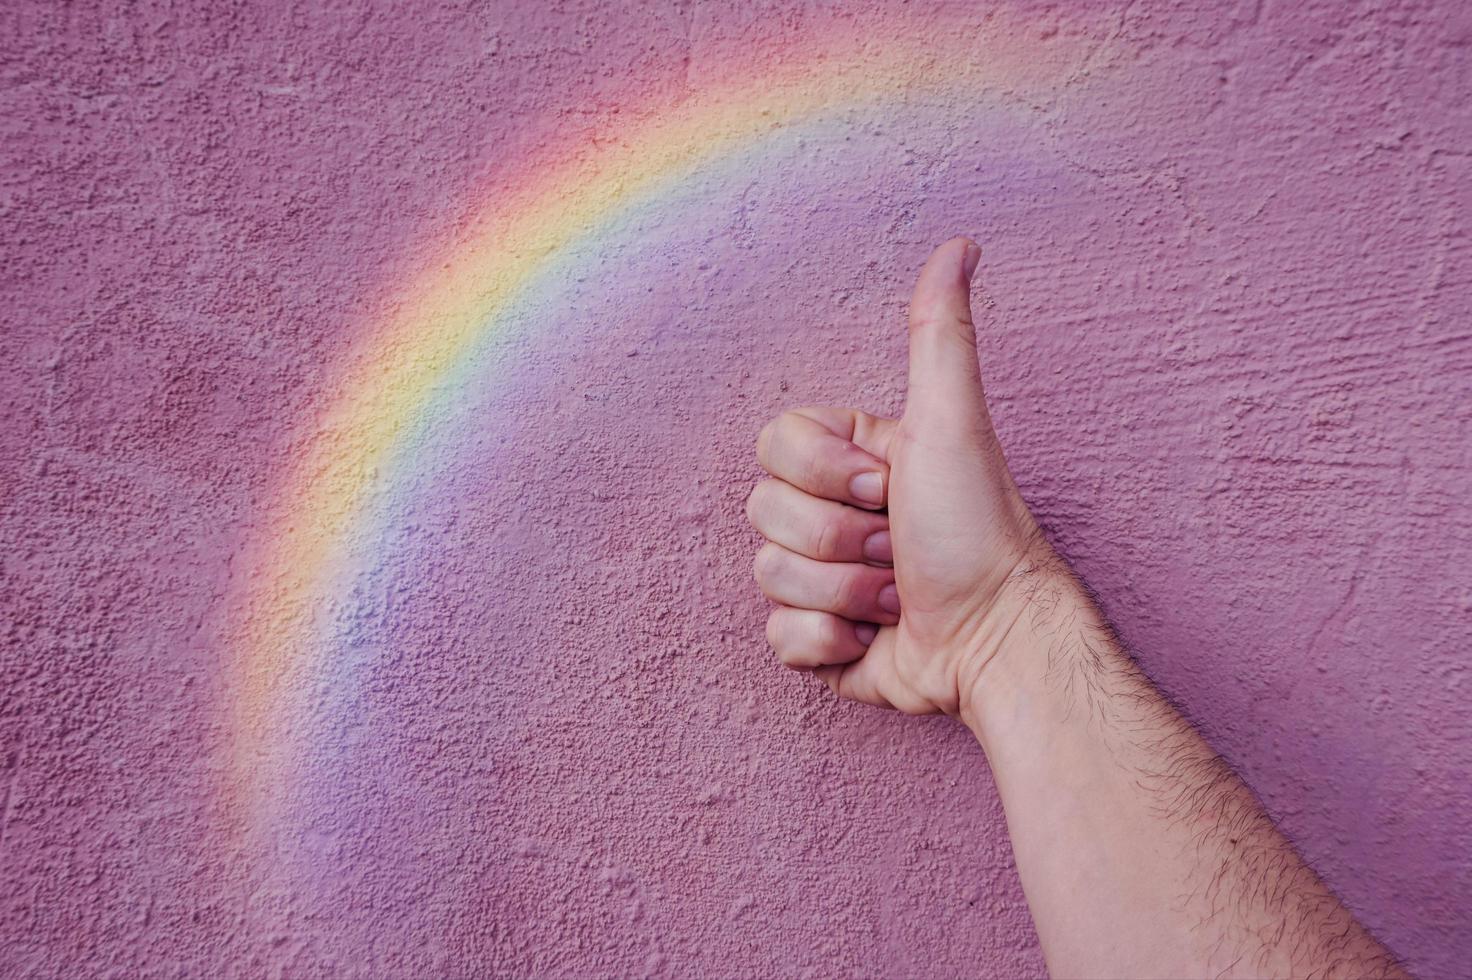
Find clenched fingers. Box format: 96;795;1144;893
746;479;893;565
756;409;894;510
765;606;878;670
753;542;901;625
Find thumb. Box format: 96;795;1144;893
905;237;988;427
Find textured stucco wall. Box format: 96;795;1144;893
3;0;1470;976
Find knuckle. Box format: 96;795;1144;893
745;480;770;527
756;417;781;463
798;446;824;490
811;517;844;561
913;321;978;365
817;613;846;650
907;309;951;332
774;410;802;439
909;305;975;332
752;542;783;588
828;570;861;613
767;611;805;668
765;609;786;650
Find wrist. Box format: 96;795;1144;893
955;546;1104;746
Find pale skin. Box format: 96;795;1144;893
746;238;1406;979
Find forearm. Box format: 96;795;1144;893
964;555;1404;979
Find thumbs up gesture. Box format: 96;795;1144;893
747;238;1053;718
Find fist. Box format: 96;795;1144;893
747;238;1050;717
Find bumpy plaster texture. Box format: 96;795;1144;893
3;0;1470;976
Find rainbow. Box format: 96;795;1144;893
228;10;1105;824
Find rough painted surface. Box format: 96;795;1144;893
2;0;1469;976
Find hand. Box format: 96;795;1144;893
746;238;1052;717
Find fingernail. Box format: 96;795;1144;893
850;471;884;505
962;241;982;282
878;583;901;614
862;530;893;564
854;623;878;646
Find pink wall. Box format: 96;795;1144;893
3;0;1469;975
